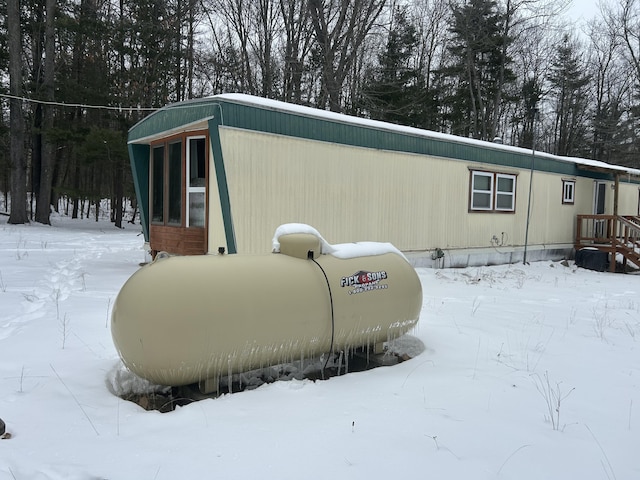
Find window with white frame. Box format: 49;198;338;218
470;170;517;212
186;136;207;227
562;179;575;204
495;174;516;211
470;171;494;210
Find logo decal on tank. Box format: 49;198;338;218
340;270;388;295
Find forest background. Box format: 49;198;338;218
2;0;640;226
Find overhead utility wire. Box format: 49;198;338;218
0;93;158;112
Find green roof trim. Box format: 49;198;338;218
128;102;219;142
213;100;620;181
128;143;150;242
208;117;237;254
129;96;634;181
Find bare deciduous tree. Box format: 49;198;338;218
279;0;313;103
614;0;640;86
598;0;640;167
587;15;631;163
308;0;387;112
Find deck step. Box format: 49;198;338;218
576;215;640;272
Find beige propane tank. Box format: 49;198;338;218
111;225;422;389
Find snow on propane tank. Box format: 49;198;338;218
111;224;422;390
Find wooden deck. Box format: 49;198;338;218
575;215;640;272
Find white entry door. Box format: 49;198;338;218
593;181;607;238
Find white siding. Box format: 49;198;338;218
216;126;640;255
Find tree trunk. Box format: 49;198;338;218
114;156;124;228
8;0;28;225
279;0;310;104
129;197;138;224
35;0;57;225
72;162;80;219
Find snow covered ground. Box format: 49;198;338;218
1;214;638;480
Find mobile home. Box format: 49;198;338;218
127;94;640;267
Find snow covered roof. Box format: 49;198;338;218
130;92;639;179
214;93;640;178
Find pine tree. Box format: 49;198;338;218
516;77;543;149
440;0;514;140
548;35;591;157
359;6;429;127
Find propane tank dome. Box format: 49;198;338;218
272;223;332;254
272;223;406;260
278;233;323;259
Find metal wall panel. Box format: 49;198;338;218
216;128;639;255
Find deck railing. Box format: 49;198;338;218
576;215;640;272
